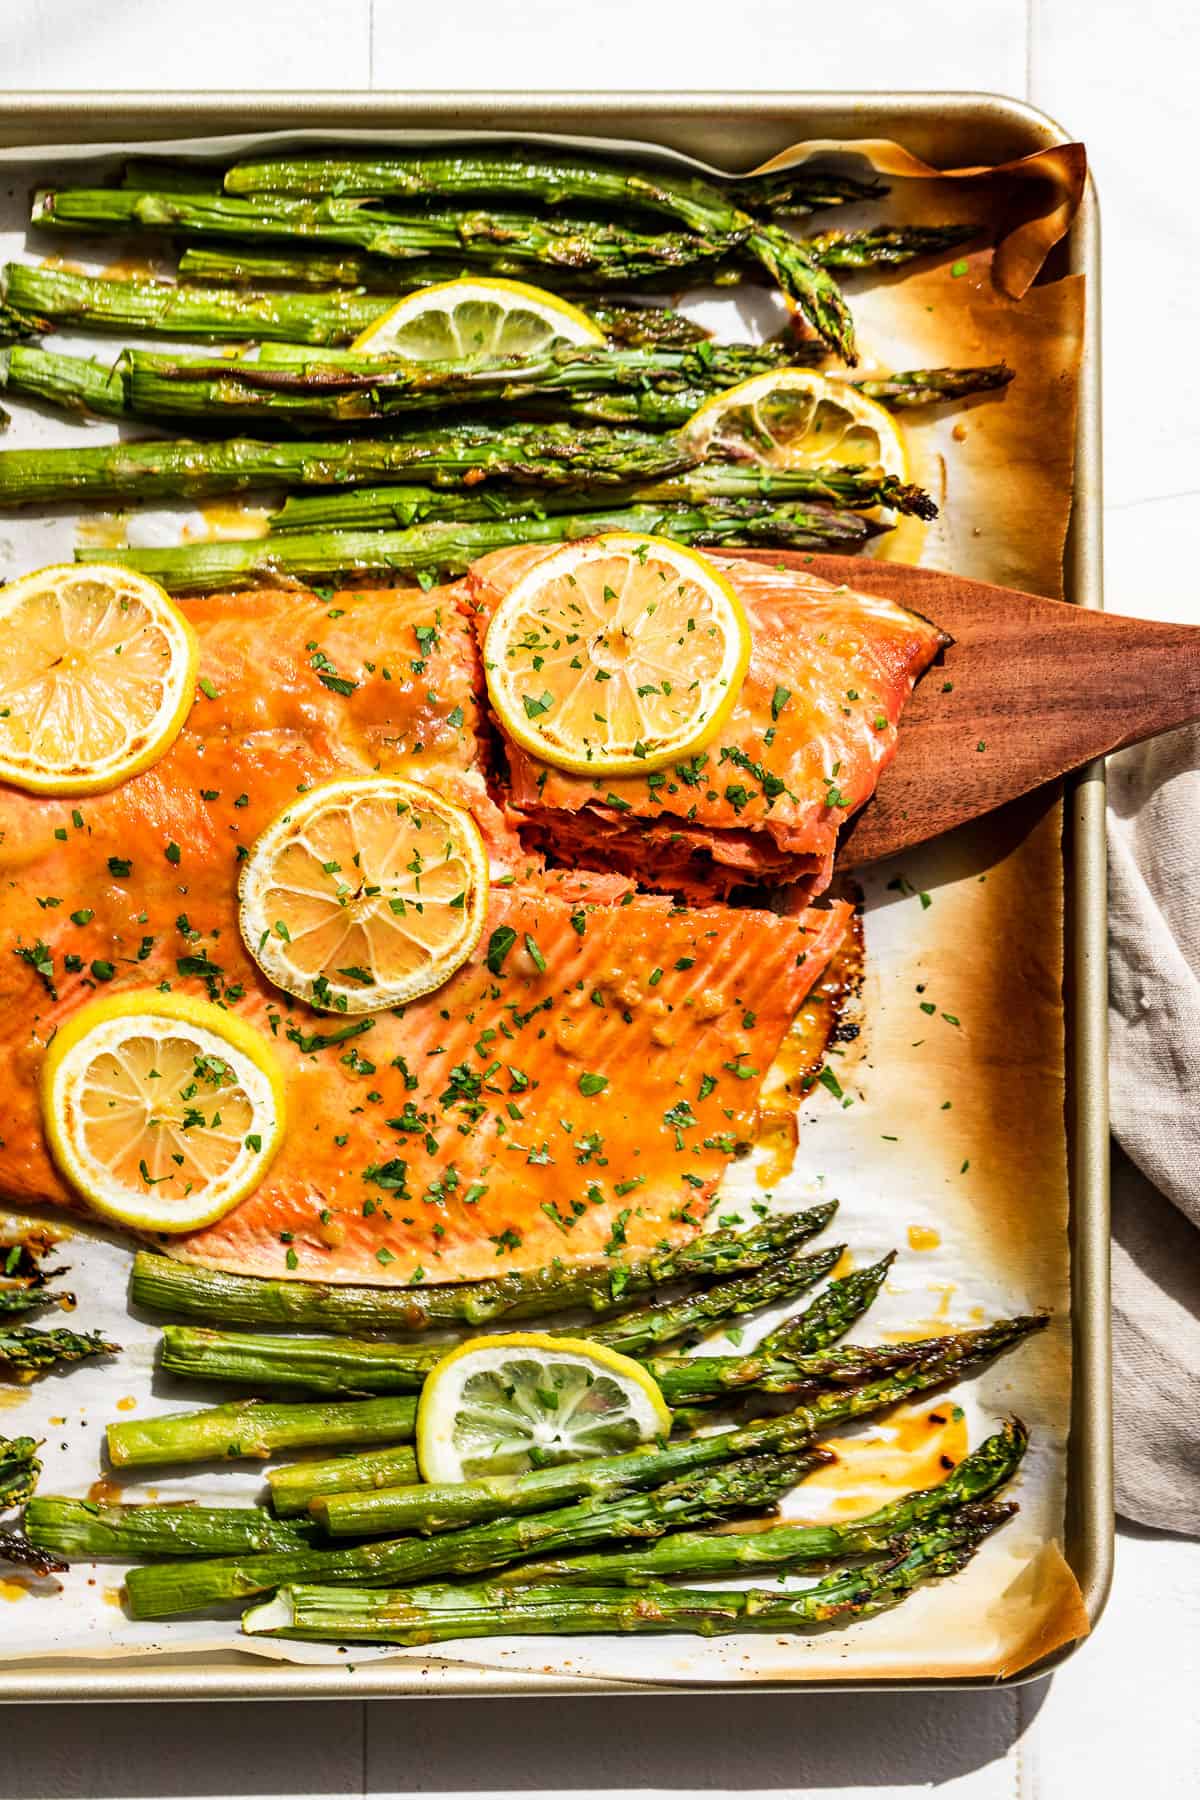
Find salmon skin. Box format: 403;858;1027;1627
0;582;850;1284
466;546;946;901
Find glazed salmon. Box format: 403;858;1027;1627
466;546;946;901
0;581;850;1283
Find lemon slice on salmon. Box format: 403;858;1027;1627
0;564;198;795
681;368;908;480
484;533;751;777
352;277;606;360
416;1333;672;1482
238;775;489;1014
41;991;286;1234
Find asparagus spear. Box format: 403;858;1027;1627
214;155;855;357
119;341;792;428
0;345;128;418
566;362;1016;430
125;1448;825;1618
757;1253;897;1357
224;150;880;220
6;340;736;432
244;1505;1013;1644
0;1288;58;1317
160;1326;441;1395
78;498;878;593
566;303;708;351
0;1325;118;1372
287;1409;835;1540
312;1316;1043;1540
176;225;957;298
106;1394;418;1469
730;168;890;217
24;1496;321;1559
583;1244;844;1358
3;264;389;347
159;1328;926;1407
270;461;935;533
180;244;738;300
0;1529;66;1576
0;1437;41;1510
268;1445;419;1516
0;300;46;343
803;224;975;269
5;264;709;353
179;246;492;288
640;1340;929;1407
32;189;755;289
494;1420;1028;1586
0;421;693;507
856;364;1015;409
155;1267;869;1402
130;1210;836;1333
215;155;888;225
0;1273;74;1316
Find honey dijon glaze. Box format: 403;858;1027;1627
803;1400;971;1518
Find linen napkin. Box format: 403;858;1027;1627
1107;726;1200;1534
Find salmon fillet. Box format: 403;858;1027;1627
0;580;850;1282
466;546;946;901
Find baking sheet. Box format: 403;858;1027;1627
0;121;1088;1684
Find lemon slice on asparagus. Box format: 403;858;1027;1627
681;368;908;480
416;1333;672;1482
238;775;489;1014
41;991;286;1234
0;563;198;795
352;277;606;360
484;532;751;777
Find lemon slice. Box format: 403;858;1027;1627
351;277;606;360
0;563;198;795
41;991;285;1234
681;368;908;479
238;775;489;1014
416;1332;672;1482
484;533;751;777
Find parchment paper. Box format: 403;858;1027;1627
0;124;1087;1683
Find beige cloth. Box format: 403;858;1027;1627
1107;728;1200;1534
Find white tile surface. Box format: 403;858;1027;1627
369;0;1028;96
1021;1529;1200;1795
0;0;372;91
0;1;1198;1795
1031;0;1200;625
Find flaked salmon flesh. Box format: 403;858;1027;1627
467;546;946;900
0;580;851;1283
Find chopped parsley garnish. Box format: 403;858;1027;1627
817;1065;844;1100
485;926;517;974
15;940;56;998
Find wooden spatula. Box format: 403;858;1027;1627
719;550;1200;867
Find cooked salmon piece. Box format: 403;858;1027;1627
182;888;851;1282
466;546;946;901
0;580;851;1282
